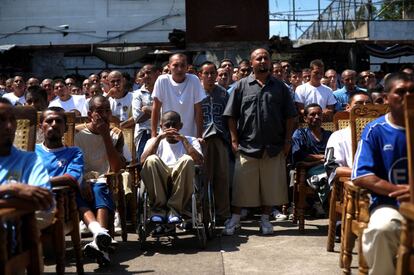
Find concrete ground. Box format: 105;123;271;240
44;218;358;275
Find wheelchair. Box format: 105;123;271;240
136;165;215;249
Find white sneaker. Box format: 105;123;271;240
222;219;241;236
79;221;89;234
272;209;288;221
114;211;122;234
260;219;274;235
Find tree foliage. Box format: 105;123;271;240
377;0;414;20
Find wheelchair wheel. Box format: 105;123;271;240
136;186;148;246
196;224;207;249
192;192;207;249
203;181;216;239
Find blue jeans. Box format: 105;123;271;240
137;131;151;162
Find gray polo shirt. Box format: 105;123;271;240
223;74;297;158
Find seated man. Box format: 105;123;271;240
326;91;372;180
291;103;332;216
0;98;53;227
25;85;48;111
49;79;87;116
35;106;113;267
325;91;372;241
140;111;203;225
74;95;126;266
352;72;413;275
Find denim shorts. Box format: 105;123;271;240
76;182;115;213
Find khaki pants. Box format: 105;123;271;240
232;151;288;207
362;205;404;275
141;154;194;216
205;136;230;218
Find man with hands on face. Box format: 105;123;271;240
74;95;126;266
140;111;203;225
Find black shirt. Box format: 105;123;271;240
223;74;297;158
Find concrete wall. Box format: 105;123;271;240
369;21;414;40
0;0;185;46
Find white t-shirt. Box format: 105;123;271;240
49;95;87;116
153;74;205;137
109;92;133;122
326;126;352;168
295;82;336;109
143;136;202;167
3;92;25;105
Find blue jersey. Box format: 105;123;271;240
0;146;50;189
291;127;332;165
352;114;407;210
35;144;84;184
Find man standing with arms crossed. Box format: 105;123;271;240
223;48;297;235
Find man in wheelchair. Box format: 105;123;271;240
140;111;203;229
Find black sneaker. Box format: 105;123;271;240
95;232;112;252
83;241;110;267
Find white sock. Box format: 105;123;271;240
87;221;106;236
228;214;241;226
261;214;270;222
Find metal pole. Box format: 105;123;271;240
318;0;321;39
342;0;346;39
293;0;295;21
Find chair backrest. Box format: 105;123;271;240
334;111;350;131
14;106;37;151
75;116;89;125
298;121;335;132
404;94;414;202
121;126;137;163
350;103;389;161
64;112;76;146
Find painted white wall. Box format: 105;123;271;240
0;0;185;46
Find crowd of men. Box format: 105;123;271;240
0;48;413;274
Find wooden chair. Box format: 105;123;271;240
292;121;336;233
0;208;42;275
75;116;89;125
333;111;350;131
14;106;37;151
326;111;350;252
121;125;140;231
298;121;336;132
63;112;76;146
326;175;349;252
341;103;389;274
106;172;128;242
396;93;414;275
41;185;83;275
